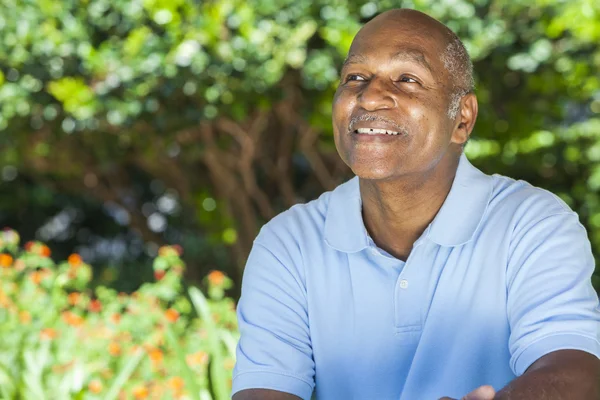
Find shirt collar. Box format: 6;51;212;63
323;154;494;252
323;175;368;253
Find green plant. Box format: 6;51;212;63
0;228;238;399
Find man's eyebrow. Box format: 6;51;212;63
391;49;434;75
341;53;368;68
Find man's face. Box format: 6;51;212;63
332;18;462;181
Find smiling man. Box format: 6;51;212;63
231;9;600;400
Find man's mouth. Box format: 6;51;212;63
354;128;400;136
348;114;407;137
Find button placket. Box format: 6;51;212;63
394;246;423;332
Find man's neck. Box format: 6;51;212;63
359;155;460;261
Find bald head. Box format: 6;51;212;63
351;9;474;119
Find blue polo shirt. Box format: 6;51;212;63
232;154;600;399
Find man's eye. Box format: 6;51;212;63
398;76;418;84
346;74;366;82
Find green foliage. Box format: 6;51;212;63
0;229;238;399
0;0;600;285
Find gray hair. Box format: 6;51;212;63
440;33;474;120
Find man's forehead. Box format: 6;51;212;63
344;47;431;65
356;9;450;46
349;24;446;60
348;10;450;59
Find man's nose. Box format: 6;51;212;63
358;78;396;111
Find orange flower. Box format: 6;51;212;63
40;245;51;257
40;328;57;340
62;311;84;327
207;270;225;286
88;379;103;393
67;292;81;306
108;342;121;356
19;310;31;324
132;385;149;399
148;348;163;365
30;271;43;285
165;308;179;323
186;351;209;367
168;376;185;392
89;299;102;313
68;253;83;267
154;270;165;281
110;313;121;324
0;253;13;268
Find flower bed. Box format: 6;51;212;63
0;229;238;399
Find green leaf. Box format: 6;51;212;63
164;322;203;400
103;347;145;400
189;287;229;400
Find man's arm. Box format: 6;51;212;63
495;349;600;399
231;232;315;400
441;349;600;400
233;389;302;400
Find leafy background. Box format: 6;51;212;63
2;0;600;289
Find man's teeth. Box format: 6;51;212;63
355;128;399;135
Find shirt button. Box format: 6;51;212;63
399;279;409;289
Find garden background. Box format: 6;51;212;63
0;0;599;398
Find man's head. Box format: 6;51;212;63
332;9;478;181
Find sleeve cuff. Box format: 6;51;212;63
512;333;600;376
232;370;314;400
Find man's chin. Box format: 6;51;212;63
350;165;400;182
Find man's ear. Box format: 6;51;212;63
451;93;478;145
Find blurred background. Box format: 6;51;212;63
1;0;600;296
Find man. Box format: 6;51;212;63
232;8;600;400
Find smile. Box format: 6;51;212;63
354;128;400;135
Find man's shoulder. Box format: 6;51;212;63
488;172;574;225
255;180;347;248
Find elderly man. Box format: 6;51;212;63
231;8;600;400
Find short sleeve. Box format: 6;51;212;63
507;212;600;376
232;234;315;399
